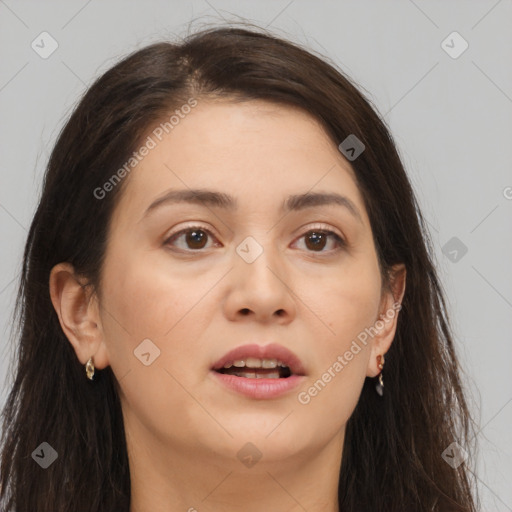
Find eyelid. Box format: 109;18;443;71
163;222;219;245
165;222;215;236
297;222;344;240
290;223;346;253
165;222;345;239
164;222;346;252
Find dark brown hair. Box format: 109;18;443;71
0;24;478;511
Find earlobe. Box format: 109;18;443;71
49;262;109;369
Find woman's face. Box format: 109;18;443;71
88;99;403;468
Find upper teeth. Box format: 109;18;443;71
223;358;287;369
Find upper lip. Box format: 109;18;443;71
211;343;306;376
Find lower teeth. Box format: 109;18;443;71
231;371;281;379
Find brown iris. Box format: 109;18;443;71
304;231;327;251
185;229;208;249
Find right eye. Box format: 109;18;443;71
164;225;221;252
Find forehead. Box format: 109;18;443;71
112;99;367;225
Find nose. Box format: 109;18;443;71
222;239;296;324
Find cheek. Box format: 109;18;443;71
291;252;380;419
294;277;376;432
296;251;382;352
99;251;216;442
99;246;220;381
101;240;203;336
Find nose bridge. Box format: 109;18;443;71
234;233;283;288
227;232;295;319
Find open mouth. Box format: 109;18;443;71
211;347;305;398
214;359;293;379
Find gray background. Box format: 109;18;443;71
0;1;511;509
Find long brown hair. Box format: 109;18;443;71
0;24;478;511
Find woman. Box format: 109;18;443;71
0;25;478;511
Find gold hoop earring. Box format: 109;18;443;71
375;354;385;396
85;357;95;380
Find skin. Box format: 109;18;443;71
50;99;406;512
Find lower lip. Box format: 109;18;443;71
211;371;305;399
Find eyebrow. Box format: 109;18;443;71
141;188;363;223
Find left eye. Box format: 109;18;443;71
164;226;345;253
293;229;345;253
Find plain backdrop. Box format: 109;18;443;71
0;1;511;510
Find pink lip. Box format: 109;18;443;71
211;372;304;399
211;343;306;376
210;343;307;400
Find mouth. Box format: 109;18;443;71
215;358;293;379
211;343;306;381
210;344;306;399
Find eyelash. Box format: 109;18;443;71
163;223;346;255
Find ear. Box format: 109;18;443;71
49;262;110;370
366;263;406;377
